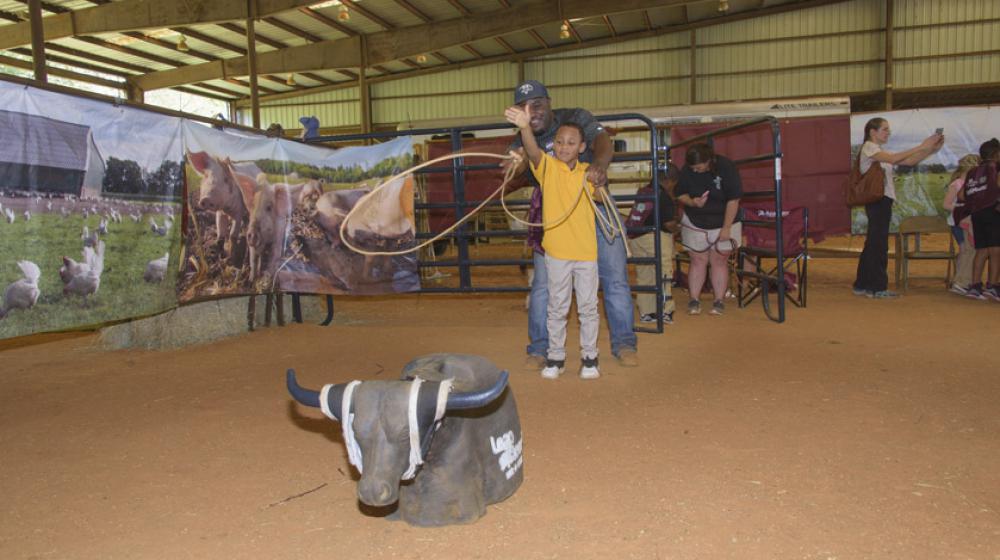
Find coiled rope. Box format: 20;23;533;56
338;151;632;258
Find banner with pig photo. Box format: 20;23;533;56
180;125;419;301
0;82;182;341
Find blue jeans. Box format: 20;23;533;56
526;206;638;357
595;204;638;355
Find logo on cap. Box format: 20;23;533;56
519;83;534;95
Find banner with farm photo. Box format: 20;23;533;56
180;126;419;302
0;82;183;341
850;107;1000;234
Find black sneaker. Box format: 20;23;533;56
663;311;674;325
966;285;986;300
687;300;701;315
709;300;725;316
639;313;657;323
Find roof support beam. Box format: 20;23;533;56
0;0;328;50
27;0;47;82
236;0;852;106
134;0;692;90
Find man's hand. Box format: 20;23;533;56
592;185;609;201
504;105;531;129
586;162;608;187
500;147;527;174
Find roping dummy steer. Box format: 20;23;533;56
286;353;523;527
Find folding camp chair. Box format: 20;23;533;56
737;204;809;308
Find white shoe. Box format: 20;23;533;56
580;357;600;380
541;359;564;379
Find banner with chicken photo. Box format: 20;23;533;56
180;125;418;302
0;82;182;341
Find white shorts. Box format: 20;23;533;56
680;214;742;253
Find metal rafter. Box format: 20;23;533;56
239;0;854;106
297;6;355;36
215;20;351;82
448;0;515;56
566;20;582;43
528;29;549;49
389;0;457;64
603;15;617;36
0;0;328;49
11;47;130;78
462;44;484;59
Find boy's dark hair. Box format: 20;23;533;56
979;138;1000;161
685;143;715;168
556;122;586;143
650;162;680;190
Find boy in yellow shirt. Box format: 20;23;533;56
505;104;608;380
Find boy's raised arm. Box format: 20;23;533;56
504;106;542;167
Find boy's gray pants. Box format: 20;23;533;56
544;255;599;362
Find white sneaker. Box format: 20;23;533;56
580;357;600;380
541;359;564;379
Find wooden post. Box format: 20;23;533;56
27;0;47;83
246;0;261;128
359;36;372;143
884;0;894;110
689;29;696;104
124;79;144;104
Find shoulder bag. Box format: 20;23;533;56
844;152;886;207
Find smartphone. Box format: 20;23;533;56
935;127;944;135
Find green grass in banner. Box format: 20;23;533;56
851;172;952;233
0;211;179;339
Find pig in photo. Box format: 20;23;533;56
286;353;523;527
246;174;322;281
186;151;256;268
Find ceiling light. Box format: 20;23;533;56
286;74;296;86
338;5;350;21
415;54;428;64
559;21;571;40
718;0;730;12
177;35;190;52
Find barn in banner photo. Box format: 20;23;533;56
1;1;999;559
0;109;105;196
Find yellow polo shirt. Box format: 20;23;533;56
530;153;597;261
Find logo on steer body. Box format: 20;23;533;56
286;353;524;527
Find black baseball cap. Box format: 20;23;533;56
514;80;549;105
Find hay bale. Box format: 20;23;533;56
98;293;335;350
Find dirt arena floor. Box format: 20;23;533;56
2;238;999;559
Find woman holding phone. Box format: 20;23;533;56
852;118;944;298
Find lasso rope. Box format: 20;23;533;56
678;219;738;254
338;151;631;258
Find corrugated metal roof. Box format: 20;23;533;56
0;109;91;170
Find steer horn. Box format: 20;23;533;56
445;370;509;410
286;369;349;421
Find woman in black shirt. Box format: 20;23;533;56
675;143;742;316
